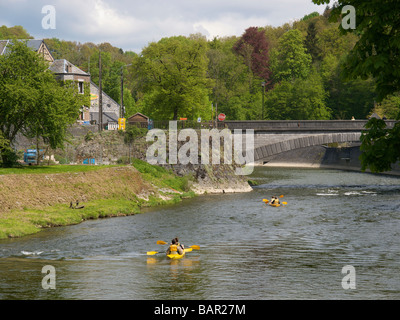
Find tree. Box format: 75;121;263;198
304;22;323;63
134;35;212;120
207;36;254;120
369;93;400;120
233;27;272;86
0;25;32;39
270;29;312;82
0;40;86;166
265;69;331;120
312;0;400;172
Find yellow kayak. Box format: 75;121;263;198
269;203;281;207
167;247;192;260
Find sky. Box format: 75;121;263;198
0;0;327;53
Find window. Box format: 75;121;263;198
78;81;84;94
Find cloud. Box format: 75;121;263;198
1;0;326;52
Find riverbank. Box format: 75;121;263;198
0;161;253;239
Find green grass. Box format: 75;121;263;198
0;160;197;240
0;198;142;239
0;164;119;175
132;159;193;192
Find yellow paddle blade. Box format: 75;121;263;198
189;245;200;250
157;240;167;245
262;199;269;203
147;251;159;255
282;201;287;205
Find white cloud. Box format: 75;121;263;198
1;0;327;52
193;13;271;40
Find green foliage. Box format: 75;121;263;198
314;0;400;101
312;0;400;172
271;29;312;82
265;69;331;119
0;41;80;166
0;40;85;166
360;119;400;172
132;158;191;192
3;8;392;128
0;25;32;39
124;125;147;144
370;93;400;120
134;35;212;120
301;12;320;21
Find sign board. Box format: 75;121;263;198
118;118;126;130
180;118;187;121
218;113;226;121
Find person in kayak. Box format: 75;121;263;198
166;238;184;255
174;237;185;251
271;196;280;205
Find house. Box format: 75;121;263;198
49;59;91;122
0;39;54;63
1;39;121;128
89;81;120;128
128;112;149;128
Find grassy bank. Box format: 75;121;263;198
0;160;195;240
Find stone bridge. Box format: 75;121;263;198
224;120;397;163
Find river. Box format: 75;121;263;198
0;167;399;300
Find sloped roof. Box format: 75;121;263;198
128;112;149;120
49;59;89;76
0;39;52;57
90;81;120;106
90;112;119;123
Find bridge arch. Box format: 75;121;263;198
253;132;361;162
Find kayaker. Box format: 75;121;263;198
174;237;185;251
166;238;184;255
271;196;280;205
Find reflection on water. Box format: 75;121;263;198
0;167;399;299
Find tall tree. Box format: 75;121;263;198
304;22;323;63
233;27;272;85
134;35;212;120
0;40;86;166
271;29;312;82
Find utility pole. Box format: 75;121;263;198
120;64;132;119
99;51;103;132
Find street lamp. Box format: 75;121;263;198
120;64;132;118
261;81;265;120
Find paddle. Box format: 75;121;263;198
147;251;162;255
262;198;287;205
156;240;200;250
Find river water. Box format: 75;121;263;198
0;167;399;300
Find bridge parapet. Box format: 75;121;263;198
225;120;397;132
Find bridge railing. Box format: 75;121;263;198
224;120;397;131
